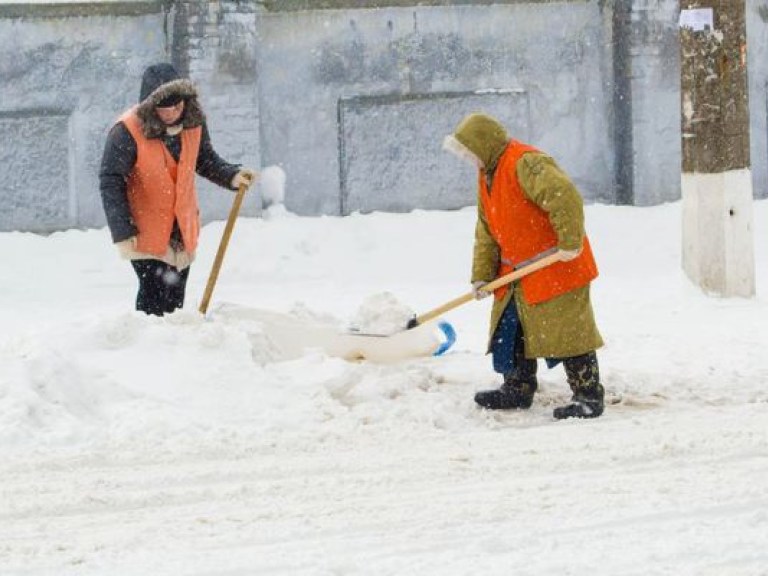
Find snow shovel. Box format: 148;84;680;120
199;182;250;315
405;248;563;330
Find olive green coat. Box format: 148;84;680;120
454;114;603;359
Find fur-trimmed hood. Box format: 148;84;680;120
135;63;205;139
451;113;510;173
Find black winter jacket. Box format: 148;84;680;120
100;63;240;245
99;121;240;243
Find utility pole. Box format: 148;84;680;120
679;1;755;297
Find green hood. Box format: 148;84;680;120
452;113;509;172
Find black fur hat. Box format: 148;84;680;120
136;63;204;139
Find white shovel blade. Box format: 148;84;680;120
212;303;444;364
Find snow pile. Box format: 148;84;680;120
259;164;286;206
256;164;289;220
347;291;416;335
1;200;767;575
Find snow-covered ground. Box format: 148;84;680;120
1;199;767;575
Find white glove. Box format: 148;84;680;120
558;247;582;261
231;168;259;190
472;281;492;300
174;250;195;271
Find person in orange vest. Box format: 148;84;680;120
99;63;257;316
444;113;605;419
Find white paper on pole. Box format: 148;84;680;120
679;8;714;32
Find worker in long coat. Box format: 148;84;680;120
444;113;605;419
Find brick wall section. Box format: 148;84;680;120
173;0;262;220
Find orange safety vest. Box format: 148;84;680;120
119;108;202;255
479;140;598;305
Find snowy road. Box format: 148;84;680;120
3;401;767;575
1;202;767;575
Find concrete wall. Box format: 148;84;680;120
0;1;168;232
257;2;615;215
0;0;261;232
1;0;768;233
618;0;683;206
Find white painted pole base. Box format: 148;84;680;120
681;169;755;297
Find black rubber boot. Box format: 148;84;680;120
552;396;603;419
475;337;538;410
474;378;538;410
554;352;605;420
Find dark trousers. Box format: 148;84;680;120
491;302;542;376
130;260;189;316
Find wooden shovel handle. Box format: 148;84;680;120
411;251;563;327
199;183;249;315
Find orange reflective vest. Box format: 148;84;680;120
119;108;202;255
479;140;598;305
